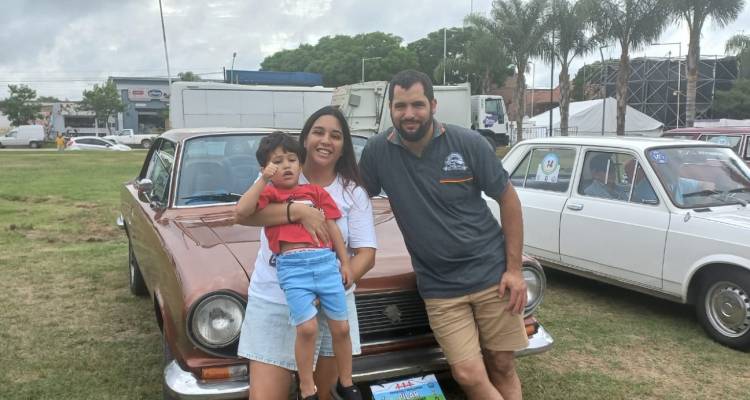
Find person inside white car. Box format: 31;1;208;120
584;154;625;199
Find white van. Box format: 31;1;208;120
0;125;46;148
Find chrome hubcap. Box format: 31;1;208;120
706;281;750;338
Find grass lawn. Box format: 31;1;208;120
1;151;747;399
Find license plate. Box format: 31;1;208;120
369;374;446;400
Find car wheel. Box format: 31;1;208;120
141;139;152;149
29;141;40;149
696;268;750;350
128;237;148;296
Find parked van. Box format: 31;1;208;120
663;127;750;165
0;125;46;148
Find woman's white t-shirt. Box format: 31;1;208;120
248;173;377;304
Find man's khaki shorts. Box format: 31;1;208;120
423;285;529;365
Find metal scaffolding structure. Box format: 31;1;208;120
588;56;738;129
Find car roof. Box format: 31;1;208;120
518;135;717;152
665;127;750;134
160;127;299;143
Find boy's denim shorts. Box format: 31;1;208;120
237;293;361;371
276;249;348;325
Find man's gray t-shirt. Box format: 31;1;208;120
359;121;510;299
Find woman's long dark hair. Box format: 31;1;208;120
299;106;363;190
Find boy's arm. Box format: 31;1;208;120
326;219;352;287
235;164;278;219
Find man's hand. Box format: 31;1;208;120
498;268;527;315
261;164;278;182
296;204;330;246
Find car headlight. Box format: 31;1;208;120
188;292;245;350
522;262;546;317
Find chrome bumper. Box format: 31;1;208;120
352;324;554;382
163;325;553;399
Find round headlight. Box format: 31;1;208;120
189;293;245;349
522;263;546;317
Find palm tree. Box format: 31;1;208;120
467;0;550;143
585;0;671;135
669;0;745;127
542;0;598;136
725;33;750;78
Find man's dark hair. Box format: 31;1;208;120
388;69;435;103
256;131;303;167
589;154;611;173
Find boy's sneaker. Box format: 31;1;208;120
331;380;362;400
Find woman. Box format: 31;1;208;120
235;106;377;400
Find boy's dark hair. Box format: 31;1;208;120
388;69;435;103
256;131;303;166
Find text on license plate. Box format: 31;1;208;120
369;374;446;400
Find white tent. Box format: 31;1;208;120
529;97;663;137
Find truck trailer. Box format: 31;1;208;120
169;81;334;130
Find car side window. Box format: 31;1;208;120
578;151;640;201
744;137;750;160
699;135;742;154
510;147;575;192
145;141;172;204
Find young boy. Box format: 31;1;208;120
236;132;361;400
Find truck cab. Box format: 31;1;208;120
471;95;509;146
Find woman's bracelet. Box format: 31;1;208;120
286;201;293;224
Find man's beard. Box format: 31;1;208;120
396;118;432;142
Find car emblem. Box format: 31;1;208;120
383;304;402;324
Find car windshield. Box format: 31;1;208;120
174;134;371;206
647;146;750;209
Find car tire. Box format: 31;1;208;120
141;139;152;149
128;237;148;296
696;268;750;350
29;141;40;149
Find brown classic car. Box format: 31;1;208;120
118;128;553;399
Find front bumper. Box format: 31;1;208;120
163;325;554;399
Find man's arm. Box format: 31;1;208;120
495;183;527;315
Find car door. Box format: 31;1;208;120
128;139;174;287
510;145;578;262
559;149;669;289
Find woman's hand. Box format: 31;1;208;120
340;261;353;289
293;203;331;246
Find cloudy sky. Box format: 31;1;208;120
1;0;748;100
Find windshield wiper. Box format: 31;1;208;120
727;187;750;194
682;189;721;198
181;192;243;204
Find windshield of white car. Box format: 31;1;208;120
648;146;750;209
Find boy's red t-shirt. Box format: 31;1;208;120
257;184;341;254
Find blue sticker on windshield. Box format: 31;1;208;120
650;150;668;164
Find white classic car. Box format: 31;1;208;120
503;136;750;350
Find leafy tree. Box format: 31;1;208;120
726;33;750;79
261;32;419;87
712;79;750;118
79;81;124;134
542;0;598;135
408;27;477;83
434;25;513;94
584;0;671;135
571;62;605;101
177;71;202;81
668;0;745;127
37;95;61;103
0;84;42;126
468;0;551;143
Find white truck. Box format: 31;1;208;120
332;81;478;139
0;125;46;148
471;95;509;146
169;81;334;130
103;129;159;149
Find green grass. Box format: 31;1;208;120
1;151;747;399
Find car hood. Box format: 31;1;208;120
692;206;750;229
171;198;416;292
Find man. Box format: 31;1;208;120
358;70;528;400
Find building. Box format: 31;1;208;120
109;76;170;134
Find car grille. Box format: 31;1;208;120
355;291;432;343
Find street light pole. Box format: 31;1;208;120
361;57;383;83
231;52;237;84
158;0;172;87
651;42;681;128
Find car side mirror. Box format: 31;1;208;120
136;178;153;193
